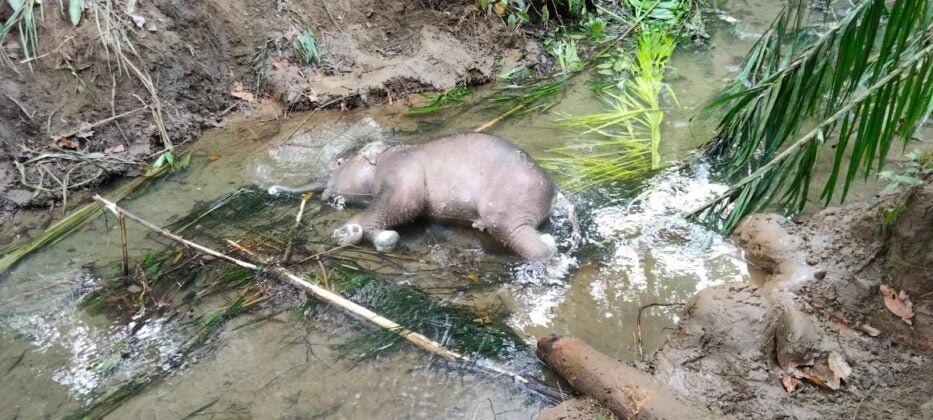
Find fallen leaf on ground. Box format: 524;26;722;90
473;308;491;325
827;352;852;383
208;153;221;161
466;272;479;282
830;315;849;329
880;284;914;325
271;58;290;69
494;2;507;16
76;129;94;139
780;372;799;392
860;324;881;337
230;82;255;102
104;144;126;155
56;138;78;149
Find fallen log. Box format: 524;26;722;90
537;335;713;419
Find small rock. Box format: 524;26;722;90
814;270;827;280
127;284;143;293
806;256;819;266
6;189;33;206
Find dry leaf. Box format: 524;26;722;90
271;58;290;70
780;372;798;392
466;272;480;282
473;308;491;325
494;2;506;16
230;82;255;102
104;144;126;155
880;284;914;325
56;138;78;149
208;153;221;162
830;315;849;329
860;324;881;337
827;352;852;383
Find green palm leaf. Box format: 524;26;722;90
690;0;933;232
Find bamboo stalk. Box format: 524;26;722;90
91;195;565;403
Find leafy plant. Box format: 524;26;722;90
552;38;583;74
292;26;322;66
1;0;41;69
879;151;933;195
405;85;472;115
689;0;933;232
542;30;676;188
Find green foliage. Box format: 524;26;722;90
333;269;524;359
1;0;41;69
292;26;322;66
552;39;583;74
690;0;933;232
69;0;84;26
405;85;472;115
145;150;191;176
879;151;933;195
544;30;677;189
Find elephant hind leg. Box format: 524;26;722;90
493;223;557;261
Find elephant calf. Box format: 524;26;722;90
268;133;578;261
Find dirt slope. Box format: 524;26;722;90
0;0;531;212
649;178;933;419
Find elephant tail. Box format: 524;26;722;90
554;192;581;254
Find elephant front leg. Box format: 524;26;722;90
333;194;422;252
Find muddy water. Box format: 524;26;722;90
0;3;791;418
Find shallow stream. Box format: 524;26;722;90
0;2;882;418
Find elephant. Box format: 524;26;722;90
268;133;580;261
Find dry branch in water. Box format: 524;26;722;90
91;195;565;403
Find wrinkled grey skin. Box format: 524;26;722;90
268;133;578;261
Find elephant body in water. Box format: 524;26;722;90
269;133;579;261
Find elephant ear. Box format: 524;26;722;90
359;141;390;164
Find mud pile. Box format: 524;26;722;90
649;178;933;418
0;0;531;211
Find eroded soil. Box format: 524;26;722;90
649;177;933;419
1;0;535;243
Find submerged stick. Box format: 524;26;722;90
92;195;565;403
118;214;129;279
282;193;312;263
635;302;685;360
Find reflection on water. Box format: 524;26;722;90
0;2;785;417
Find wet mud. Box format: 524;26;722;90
648;178;933;419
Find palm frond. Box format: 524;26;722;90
690;0;933;232
542;30;675;189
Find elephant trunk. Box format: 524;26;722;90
267;179;327;196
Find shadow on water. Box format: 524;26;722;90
0;2;801;418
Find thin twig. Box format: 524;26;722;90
118;214;129;279
5;94;35;120
320;0;346;33
92;195;565;403
283;193;312;263
51;105;148;141
283;95;357;144
635;302;685;360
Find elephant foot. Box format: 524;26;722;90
332;223;364;245
373;230;400;252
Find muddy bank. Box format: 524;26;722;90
647;178;933;418
0;0;533;215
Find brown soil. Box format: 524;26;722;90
0;0;538;246
647;178;933;419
